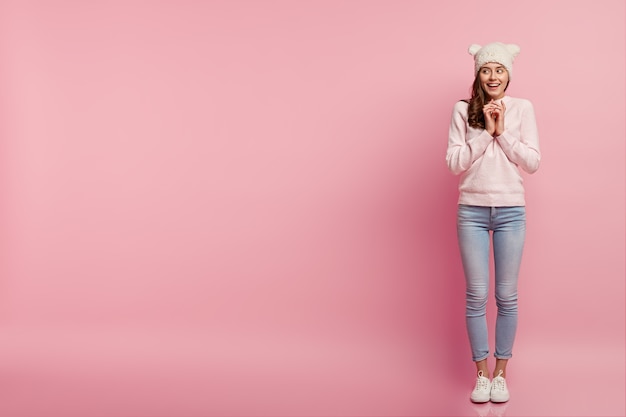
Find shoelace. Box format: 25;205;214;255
492;370;506;391
475;378;489;391
474;371;489;391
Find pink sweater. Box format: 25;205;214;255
446;96;541;207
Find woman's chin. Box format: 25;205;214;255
487;91;505;100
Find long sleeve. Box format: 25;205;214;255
445;96;540;207
446;101;493;175
496;101;541;174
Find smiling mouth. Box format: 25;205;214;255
487;83;500;88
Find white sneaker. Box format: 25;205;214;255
489;402;509;417
490;370;510;403
470;370;491;403
470;403;490;417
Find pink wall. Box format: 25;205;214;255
0;1;623;416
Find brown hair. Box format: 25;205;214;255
465;72;509;129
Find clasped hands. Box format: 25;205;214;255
483;99;506;137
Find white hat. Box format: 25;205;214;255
469;42;521;79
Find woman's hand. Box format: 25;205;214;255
483;100;506;136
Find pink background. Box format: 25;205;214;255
0;1;624;416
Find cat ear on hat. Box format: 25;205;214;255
468;44;482;56
506;44;521;58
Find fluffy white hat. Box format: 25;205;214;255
469;42;521;79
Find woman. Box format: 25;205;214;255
446;42;541;403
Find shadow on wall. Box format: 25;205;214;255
366;92;470;376
413;100;470;377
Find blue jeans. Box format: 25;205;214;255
456;205;526;362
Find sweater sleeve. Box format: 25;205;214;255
496;101;541;174
446;101;493;175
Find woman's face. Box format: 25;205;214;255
478;62;509;100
